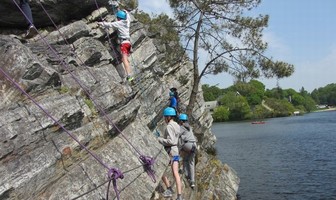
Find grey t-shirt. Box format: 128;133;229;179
178;122;196;148
158;120;181;156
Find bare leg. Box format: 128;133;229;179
121;53;131;76
172;161;182;195
162;175;170;188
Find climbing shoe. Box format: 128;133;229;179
162;189;173;198
178;168;184;174
176;196;184;200
126;76;134;82
190;181;195;189
25;25;37;39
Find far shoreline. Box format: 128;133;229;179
313;107;336;112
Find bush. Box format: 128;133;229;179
212;106;229;122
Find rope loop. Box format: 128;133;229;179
108;167;124;180
139;155;156;183
106;168;124;200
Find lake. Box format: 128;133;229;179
213;111;336;200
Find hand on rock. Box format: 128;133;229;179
108;0;119;7
157;137;163;143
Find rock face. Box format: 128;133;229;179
1;0;102;28
0;3;239;200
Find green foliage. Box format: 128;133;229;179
84;98;97;116
84;98;94;109
168;0;294;81
311;83;336;105
204;79;336;121
133;11;151;24
229;80;265;106
202;84;225;101
59;86;69;94
265;98;295;117
265;87;285;99
303;95;318;112
204;81;335;120
248;93;263;106
252;105;273;119
219;92;252;120
295;105;306;114
212;106;230;122
134;12;184;65
167;0;294;115
281;88;317;112
291;93;305;106
122;0;138;10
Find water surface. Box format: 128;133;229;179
213;111;336;200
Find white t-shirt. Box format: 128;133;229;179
100;10;130;39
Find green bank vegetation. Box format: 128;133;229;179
203;81;336;122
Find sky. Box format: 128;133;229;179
138;0;336;92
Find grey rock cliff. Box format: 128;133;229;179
0;3;239;200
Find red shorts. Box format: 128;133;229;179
120;42;131;56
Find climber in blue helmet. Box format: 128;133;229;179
157;107;183;200
178;113;197;189
169;91;177;108
98;7;134;83
169;90;180;117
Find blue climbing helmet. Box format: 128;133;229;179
163;107;176;117
179;113;188;121
116;10;127;20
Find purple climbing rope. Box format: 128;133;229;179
12;0;156;175
37;1;99;83
0;67;107;169
139;155;156;183
0;67;122;200
12;0;142;157
10;0;156;197
106;168;124;200
93;0;121;63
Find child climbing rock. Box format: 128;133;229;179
98;9;134;82
158;107;184;200
178;113;197;189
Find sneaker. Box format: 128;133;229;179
25;25;37;38
176;196;184;200
126;76;134;82
162;189;173;198
178;168;184;174
190;182;195;189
